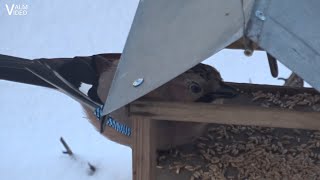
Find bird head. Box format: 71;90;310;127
92;54;226;104
144;63;224;102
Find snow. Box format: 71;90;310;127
79;82;93;96
0;81;132;180
0;0;309;180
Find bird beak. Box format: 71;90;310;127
196;83;238;102
214;83;238;98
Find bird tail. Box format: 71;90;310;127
0;54;55;88
0;54;32;69
0;53;101;111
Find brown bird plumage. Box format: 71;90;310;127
0;53;235;149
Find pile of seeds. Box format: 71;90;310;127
157;124;320;179
251;91;320;111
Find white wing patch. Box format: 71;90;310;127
79;82;93;96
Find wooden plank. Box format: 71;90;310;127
132;116;156;180
224;82;318;95
139;82;320;113
130;101;320;130
199;83;319;112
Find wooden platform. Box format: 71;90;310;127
129;83;320;180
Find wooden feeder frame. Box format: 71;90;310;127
128;82;320;180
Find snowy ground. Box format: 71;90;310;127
0;81;132;180
0;0;303;180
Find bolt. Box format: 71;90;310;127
133;78;144;87
255;10;266;21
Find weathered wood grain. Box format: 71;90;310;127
132;116;157;180
130;101;320;130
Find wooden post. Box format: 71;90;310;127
132;116;157;180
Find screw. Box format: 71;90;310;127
255;10;266;21
133;78;144;87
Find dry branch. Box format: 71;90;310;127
60;137;73;156
88;163;97;175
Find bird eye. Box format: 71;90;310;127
189;82;202;94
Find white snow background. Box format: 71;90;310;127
0;0;306;180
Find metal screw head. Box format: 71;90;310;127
255;10;266;21
132;78;144;87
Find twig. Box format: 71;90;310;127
60;137;73;156
59;137;97;175
88;163;97;175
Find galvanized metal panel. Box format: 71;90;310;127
248;0;320;92
102;0;255;115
